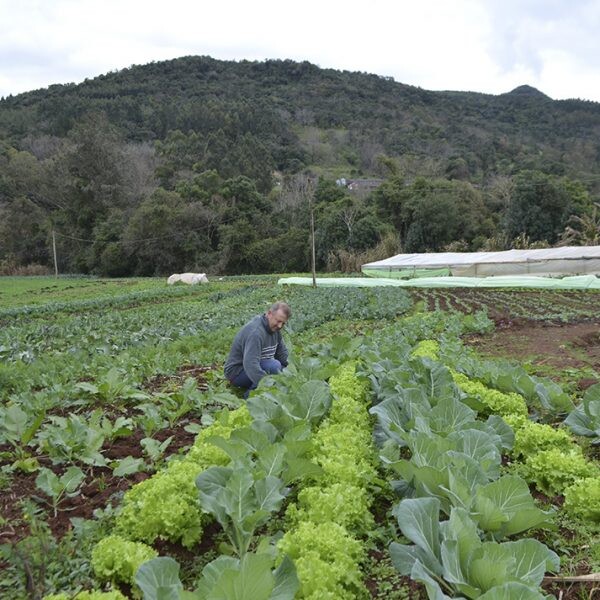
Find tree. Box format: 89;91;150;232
504;171;574;245
402;179;491;252
370;175;407;233
558;202;600;246
0;196;49;265
44;112;129;272
123;189;188;275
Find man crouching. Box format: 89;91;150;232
224;301;290;397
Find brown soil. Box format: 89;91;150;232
465;318;600;384
0;422;199;544
0;365;217;547
144;364;214;393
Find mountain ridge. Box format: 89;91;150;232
1;55;600;185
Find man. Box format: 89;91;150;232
224;301;290;396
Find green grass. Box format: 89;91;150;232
0;276;165;308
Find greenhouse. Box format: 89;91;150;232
361;245;600;278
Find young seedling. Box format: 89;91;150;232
35;466;85;516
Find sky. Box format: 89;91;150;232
1;0;600;102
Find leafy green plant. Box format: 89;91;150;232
452;371;528;418
75;367;149;404
518;447;599;497
0;403;44;470
277;521;367;600
134;552;299;600
135;403;169;438
247;379;331;435
196;459;289;558
563;476;600;521
390;497;559;599
36;413;107;466
35;466;85;516
115;458;209;547
285;482;374;532
141;436;173;465
467;475;554;540
155;377;204;426
116;406;252;547
411;340;440;360
111;455;146;476
91;534;157;586
312;420;377;487
510;419;574;459
564;382;600;441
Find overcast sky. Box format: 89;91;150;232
1;0;600;102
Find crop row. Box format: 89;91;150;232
409;288;600;323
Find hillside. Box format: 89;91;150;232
2;56;600;182
1;56;599;276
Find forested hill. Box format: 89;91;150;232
2;55;600;182
1;56;600;277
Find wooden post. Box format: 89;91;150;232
52;230;58;278
310;203;316;288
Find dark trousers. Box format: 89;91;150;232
230;359;283;397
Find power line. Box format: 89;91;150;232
52;215;237;245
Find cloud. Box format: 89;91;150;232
1;0;599;101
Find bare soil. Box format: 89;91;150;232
466;318;600;385
0;364;215;545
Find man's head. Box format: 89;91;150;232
266;301;291;332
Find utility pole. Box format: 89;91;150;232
52;230;58;278
309;194;317;288
283;173;317;287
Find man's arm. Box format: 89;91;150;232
274;333;289;367
242;335;267;385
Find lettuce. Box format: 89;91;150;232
277;521;367;599
116;405;251;547
520;447;599;497
511;420;574;459
91;535;157;586
563;476;600;521
285;483;374;533
453;371;528;418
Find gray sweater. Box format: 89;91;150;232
224;314;289;385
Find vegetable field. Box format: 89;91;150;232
0;276;599;600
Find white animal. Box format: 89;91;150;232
167;272;209;285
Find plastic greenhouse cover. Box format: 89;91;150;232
277;275;600;289
361;246;600;278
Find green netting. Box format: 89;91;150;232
361;267;451;279
278;275;600;290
